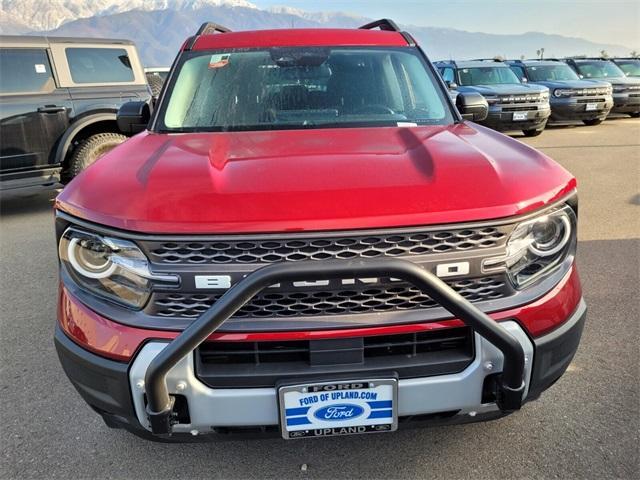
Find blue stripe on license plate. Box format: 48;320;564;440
367;409;393;419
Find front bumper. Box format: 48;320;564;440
549;97;613;121
480;106;551;131
55;291;586;441
611;93;640;114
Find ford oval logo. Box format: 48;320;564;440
314;404;364;421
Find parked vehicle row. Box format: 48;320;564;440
435;56;640;135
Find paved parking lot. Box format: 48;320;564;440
1;118;638;479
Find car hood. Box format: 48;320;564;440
57;124;575;234
532;79;610;89
587;75;640;87
459;83;548;96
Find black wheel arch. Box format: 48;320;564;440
55;111;124;168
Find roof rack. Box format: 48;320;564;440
359;19;401;32
184;22;232;50
196;22;232;35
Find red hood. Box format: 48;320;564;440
56;124;576;234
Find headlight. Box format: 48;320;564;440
553;88;575;98
485;95;499;105
540;91;549;100
59;227;179;309
483;205;576;289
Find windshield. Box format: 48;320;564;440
526;64;580;82
574;61;625;79
615;60;640;77
158;47;453;132
457;66;520;86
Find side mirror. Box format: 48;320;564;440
521;77;528;83
446;81;458;90
578;74;584;79
456;92;488;122
117;101;151;134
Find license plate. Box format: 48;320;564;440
513;111;528;121
585;103;598;111
278;379;398;439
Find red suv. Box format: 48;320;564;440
54;20;586;441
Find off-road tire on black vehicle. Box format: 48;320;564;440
147;75;165;97
64;132;127;182
522;128;544;137
583;118;603;126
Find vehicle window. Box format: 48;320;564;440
65;47;134;83
440;67;455;83
0;48;55;94
616;60;640;77
458;66;520;86
573;61;625;79
160;47;453;132
509;65;525;80
526;65;580;82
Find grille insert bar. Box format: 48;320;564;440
150;276;508;319
144;227;508;265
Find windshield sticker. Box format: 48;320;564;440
209;54;230;69
34;64;46;73
397;122;418;127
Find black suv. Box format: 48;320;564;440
611;58;640;78
0;36;151;191
506;59;613;125
435;59;550;136
565;58;640;117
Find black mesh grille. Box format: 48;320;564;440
143;227;507;265
149;276;508;319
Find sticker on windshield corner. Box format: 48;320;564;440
397;122;418;127
209;54;230;69
34;64;46;73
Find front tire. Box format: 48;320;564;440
583;118;603;126
630;112;640;118
63;132;127;183
522;128;544;137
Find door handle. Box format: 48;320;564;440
37;105;66;114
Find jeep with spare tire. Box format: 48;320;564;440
0;35;151;191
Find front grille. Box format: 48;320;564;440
577;98;606;103
150;276;509;319
196;326;475;387
502;106;539;112
143;226;508;265
498;94;544;104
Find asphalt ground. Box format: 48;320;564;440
1;118;638;480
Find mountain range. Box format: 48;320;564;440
1;0;636;67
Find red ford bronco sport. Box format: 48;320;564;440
54;20;586;441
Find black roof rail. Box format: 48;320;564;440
470;58;505;63
359;18;401;32
184;22;232;50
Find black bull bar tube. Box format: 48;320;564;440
144;258;526;435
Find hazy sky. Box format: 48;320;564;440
254;0;640;48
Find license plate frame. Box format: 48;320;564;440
585;102;598;111
513;111;529;121
278;378;398;439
